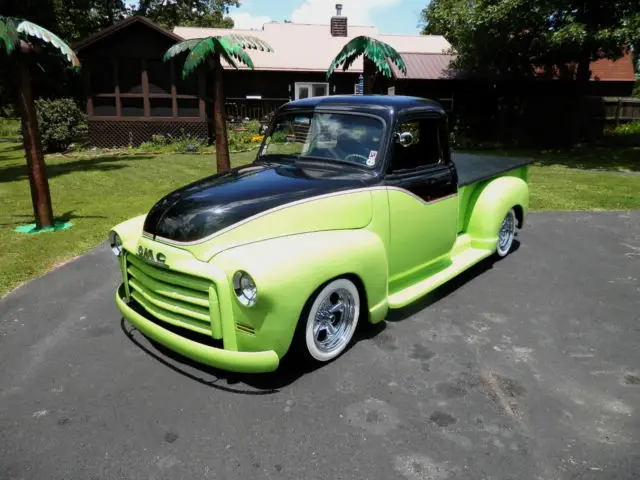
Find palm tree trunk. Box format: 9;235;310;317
213;54;230;173
18;61;54;229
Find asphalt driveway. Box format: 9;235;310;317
1;211;639;480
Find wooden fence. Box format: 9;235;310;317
587;96;640;124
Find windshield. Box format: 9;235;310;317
258;112;384;168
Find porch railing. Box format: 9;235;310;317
225;97;291;122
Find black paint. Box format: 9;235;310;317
453;153;533;187
143;162;378;242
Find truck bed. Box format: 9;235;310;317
453;153;534;187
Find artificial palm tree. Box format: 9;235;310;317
164;35;273;173
0;16;80;230
327;36;407;92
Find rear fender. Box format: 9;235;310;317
211;229;389;357
465;176;529;251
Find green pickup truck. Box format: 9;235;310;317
110;95;531;373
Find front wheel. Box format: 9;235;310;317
302;278;361;363
496;208;517;257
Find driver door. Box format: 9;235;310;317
385;116;458;284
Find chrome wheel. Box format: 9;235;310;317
305;279;360;362
496;208;517;257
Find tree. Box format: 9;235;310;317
52;0;127;42
422;0;640;79
327;36;407;87
135;0;239;30
422;0;640;140
164;35;273;173
0;16;81;229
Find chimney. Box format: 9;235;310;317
331;4;347;37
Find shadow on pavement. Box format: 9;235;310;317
121;317;385;394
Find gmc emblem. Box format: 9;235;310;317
137;246;167;267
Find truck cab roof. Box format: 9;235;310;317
279;95;446;122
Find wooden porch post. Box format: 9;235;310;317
84;66;94;117
198;71;206;120
142;58;150;117
170;59;178;119
113;58;121;117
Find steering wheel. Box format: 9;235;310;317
345;153;370;165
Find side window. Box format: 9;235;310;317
389;118;443;172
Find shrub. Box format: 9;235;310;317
35;98;84;152
150;133;168;146
228;129;256;150
605;121;640;137
0;117;20;138
270;131;287;144
169;132;204;153
245;119;261;134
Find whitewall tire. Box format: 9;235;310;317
496;208;517;257
303;278;360;363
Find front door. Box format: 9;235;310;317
385;116;458;284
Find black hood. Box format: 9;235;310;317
143;161;378;243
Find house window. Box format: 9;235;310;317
295;82;329;100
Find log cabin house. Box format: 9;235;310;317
74;9;636;147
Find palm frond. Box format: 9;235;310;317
0;16;20;55
221;40;255;69
327;36;368;78
163;38;203;61
16;20;80;69
226;34;274;52
182;37;216;78
216;37;240;70
378;41;407;76
327;35;406;79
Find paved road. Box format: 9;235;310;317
1;212;639;480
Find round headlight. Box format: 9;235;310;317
233;271;257;307
109;231;123;257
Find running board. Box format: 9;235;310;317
387;245;493;309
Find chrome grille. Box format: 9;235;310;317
125;254;213;336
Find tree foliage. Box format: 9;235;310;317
422;0;640;81
135;0;239;30
52;0;127;43
2;1;238;45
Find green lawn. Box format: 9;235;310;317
475;146;640;210
1;142;639;296
0;143;256;296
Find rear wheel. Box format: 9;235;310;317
302;278;361;363
496;208;517;257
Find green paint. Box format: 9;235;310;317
14;222;72;234
112;167;530;373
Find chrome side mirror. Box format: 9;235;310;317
395;131;414;147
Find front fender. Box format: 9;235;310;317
211;229;389;357
465;176;529;251
112;214;147;242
